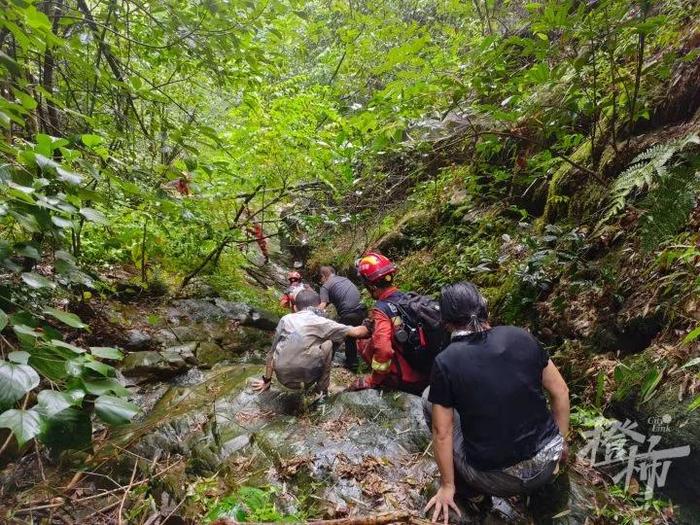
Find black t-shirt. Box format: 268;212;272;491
428;325;559;471
319;275;363;317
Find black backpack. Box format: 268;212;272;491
376;291;450;372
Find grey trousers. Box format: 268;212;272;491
275;341;333;393
421;388;559;497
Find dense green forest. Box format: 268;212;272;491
1;0;699;523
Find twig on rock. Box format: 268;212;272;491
117;460;139;525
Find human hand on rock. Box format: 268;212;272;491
424;483;461;525
251;377;271;393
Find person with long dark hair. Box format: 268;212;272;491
424;282;570;522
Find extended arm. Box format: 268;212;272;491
346;325;369;339
542;359;570;461
318;285;330;312
253;324;283;393
349;310;392;390
424;404;461;524
542;359;570;438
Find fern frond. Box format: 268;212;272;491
679;133;700;149
631;143;672;164
595;133;699;233
639;166;698;251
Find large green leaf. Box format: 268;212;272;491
56;166;82;185
12;324;43;338
0;308;8;331
25;6;52;30
21;272;55;289
84;360;114;377
0;409;42;447
0;50;21;75
81;377;129;397
95;395;139;425
90;347;124;360
44;307;87;329
37;389;84;417
28;345;72;382
16;245;40;259
0;361;40;407
50;339;86;353
51;216;74;229
8;351;30;364
79;207;108;225
81;134;103;147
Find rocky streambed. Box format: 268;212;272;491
77;296;598;524
0;294;676;524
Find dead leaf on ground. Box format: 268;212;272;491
336;454;389;480
360;472;392;498
234;409;275;425
320;415;362;437
278;455;315;479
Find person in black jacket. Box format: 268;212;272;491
424;282;570;523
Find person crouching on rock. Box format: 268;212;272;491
424;282;570;522
252;289;369;396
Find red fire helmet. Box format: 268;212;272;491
356;252;396;285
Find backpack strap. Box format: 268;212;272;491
375;291;405;322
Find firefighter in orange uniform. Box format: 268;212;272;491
349;252;429;395
280;271;307;311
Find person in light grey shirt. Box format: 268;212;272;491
252;289;369;395
318;266;367;369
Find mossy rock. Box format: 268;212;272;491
196;341;229;368
540;141;592;226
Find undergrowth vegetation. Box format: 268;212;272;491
1;0;699;521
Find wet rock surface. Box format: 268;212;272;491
121;350;188;382
100;362;590;524
169;298;279;331
98;294;670;524
124;328;154;350
195;341;227;368
611;388;700;522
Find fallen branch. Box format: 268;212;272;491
15;460;182;514
85;499;121;519
117;460;139;525
13;501;66;514
213;511;415;525
71;460;180;504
